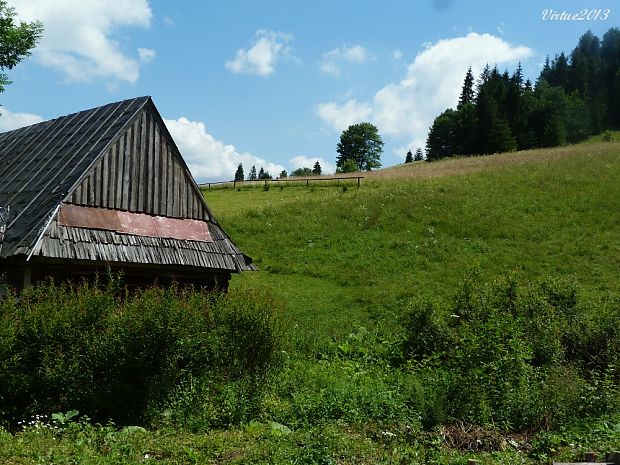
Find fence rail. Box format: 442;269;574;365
198;176;364;190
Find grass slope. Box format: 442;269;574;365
4;142;619;464
206;142;620;338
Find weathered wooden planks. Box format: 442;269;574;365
69;106;208;220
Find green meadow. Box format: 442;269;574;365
211;142;620;338
2;141;619;464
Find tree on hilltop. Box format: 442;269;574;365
336;122;383;171
458;66;475;108
234;163;244;182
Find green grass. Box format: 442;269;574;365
3;141;620;464
582;129;620;143
206;142;620;338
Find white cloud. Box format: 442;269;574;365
10;0;153;84
164;117;285;182
320;44;370;76
316;99;372;133
316;33;532;158
138;48;156;64
0;107;43;132
391;49;404;61
225;30;293;76
289;156;336;175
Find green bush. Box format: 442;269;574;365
399;274;620;430
0;280;282;428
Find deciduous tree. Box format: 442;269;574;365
0;1;43;93
336;122;383;171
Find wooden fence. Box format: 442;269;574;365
199;176;364;190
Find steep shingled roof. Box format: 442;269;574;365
0;97;254;272
0;97;149;257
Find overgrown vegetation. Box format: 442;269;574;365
0;278;282;429
2;142;620;463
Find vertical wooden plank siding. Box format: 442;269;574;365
93;163;101;205
101;148;109;207
129;118;140;210
137;111;147;212
122;126;132;209
69;107;207;220
159;138;168;214
105;139;118;208
153;128;160;214
166;146;174;216
146;114;154;212
115;132;127;210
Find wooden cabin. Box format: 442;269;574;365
0;96;255;291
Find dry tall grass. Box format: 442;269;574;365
365;141;620;182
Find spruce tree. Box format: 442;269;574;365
414;148;424;161
601;28;620;126
258;167;265;179
248;165;257;181
458;66;475;108
234;163;244;182
312;160;322;175
405;150;413;163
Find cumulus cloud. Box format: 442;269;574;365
316;32;532;158
320;44;370;76
316;99;373;133
0;107;43;132
138;48;156;64
164;117;285;182
391;49;404;61
10;0;153;83
289;155;336;175
225;30;294;76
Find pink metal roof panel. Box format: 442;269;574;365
58;204;212;242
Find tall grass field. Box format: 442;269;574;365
1;141;619;464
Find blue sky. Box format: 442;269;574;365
1;0;616;181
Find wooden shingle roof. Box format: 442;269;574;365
0;96;254;272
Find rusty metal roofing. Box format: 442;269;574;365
0;97;254;272
58;204;213;242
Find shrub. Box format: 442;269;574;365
399;274;620;430
0;280;282;428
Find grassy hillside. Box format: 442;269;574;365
206;142;620;338
3;141;619;464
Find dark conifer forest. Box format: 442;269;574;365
426;28;620;161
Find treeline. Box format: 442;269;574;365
234;161;322;181
426;28;620;161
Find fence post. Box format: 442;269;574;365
306;179;309;188
357;177;361;188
